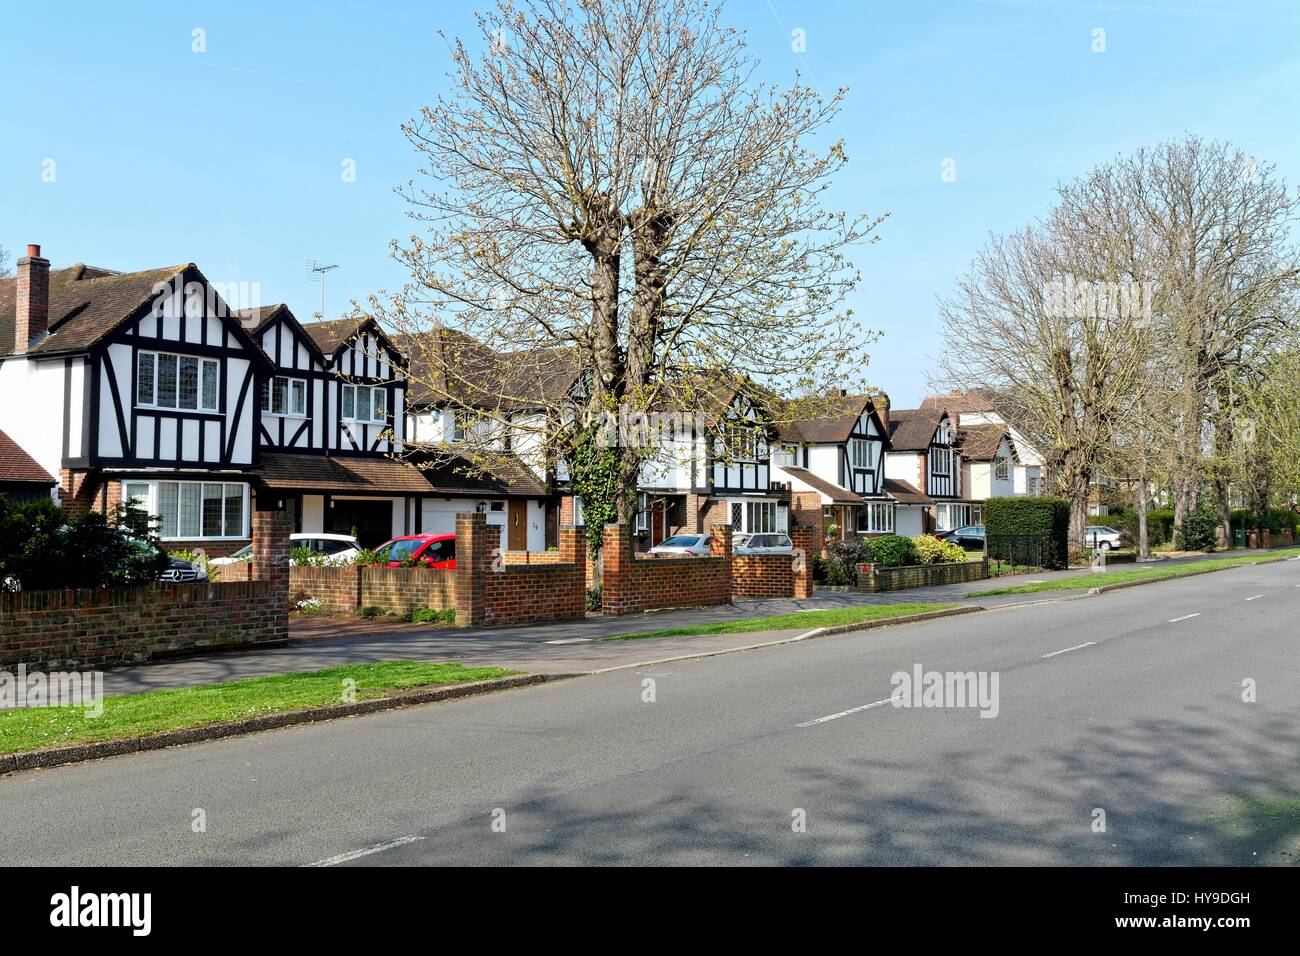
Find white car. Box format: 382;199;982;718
647;533;713;557
1084;526;1123;551
734;532;793;555
208;533;363;566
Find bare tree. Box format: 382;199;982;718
936;207;1149;553
368;0;879;545
1111;138;1300;538
0;245;11;278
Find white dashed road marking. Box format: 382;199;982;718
798;698;895;728
304;835;424;867
1168;613;1201;623
1245;594;1263;601
1041;642;1096;659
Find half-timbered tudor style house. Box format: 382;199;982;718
771;393;908;542
884;406;983;534
957;424;1019;503
922;389;1045;497
0;244;552;554
401;330;569;552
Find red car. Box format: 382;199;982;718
373;533;456;569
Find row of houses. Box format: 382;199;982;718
0;244;1046;554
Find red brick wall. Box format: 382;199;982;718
0;581;288;669
602;522;732;615
730;526;816;600
455;513;585;626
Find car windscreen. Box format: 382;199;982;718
383;539;423;561
659;535;702;548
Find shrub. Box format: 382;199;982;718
984;497;1069;570
825;539;870;585
810;554;829;585
1176;505;1221;552
586;587;602;611
352;548;388;566
355;605;383;619
912;535;967;565
295;598;327;614
864;534;917;568
0;497;169;591
409;606;455;625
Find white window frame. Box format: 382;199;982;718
342;384;387;424
933;445;952;474
263;375;307;417
635;492;650;532
136;350;220;413
994;456;1010;481
935;503;981;533
850;438;870;469
856;501;894;533
774;443;798;468
119;480;250;541
728;498;778;534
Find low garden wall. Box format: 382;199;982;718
602;523;732;615
855;558;988;593
458;516;586;626
0;509;291;669
0;581;288;669
730;527;817;600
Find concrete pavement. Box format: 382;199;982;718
95;546;1290;695
1;554;1295;865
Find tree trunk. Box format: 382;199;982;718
1136;477;1150;561
1064;457;1090;558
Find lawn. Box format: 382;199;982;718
0;660;519;755
601;602;954;640
969;548;1300;597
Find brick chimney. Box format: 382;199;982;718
872;390;890;435
15;244;50;353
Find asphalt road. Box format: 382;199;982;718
1;556;1297;866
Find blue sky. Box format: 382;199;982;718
3;0;1297;407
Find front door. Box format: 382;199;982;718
508;500;528;551
326;499;393;549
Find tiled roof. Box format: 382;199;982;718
0;429;55;484
883;478;932;504
779;466;862;504
921;390;994;414
237;304;328;364
302;317;367;356
776;393;880;444
256;451;546;498
403;330;582;411
957;424;1008;461
1;262;187;357
887;408;944;451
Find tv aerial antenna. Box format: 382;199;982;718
306;260;339;320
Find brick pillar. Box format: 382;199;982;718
454;512;491;626
791;526;816;599
251;508;291;594
558;524;583;614
682;493;707;534
709;522;733;605
602;523;632;615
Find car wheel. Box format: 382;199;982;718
1100;541;1111;551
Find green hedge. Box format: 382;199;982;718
984;497;1070;570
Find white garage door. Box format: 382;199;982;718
421;501;506;537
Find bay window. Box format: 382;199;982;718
119;480;249;540
856;501;894;533
137;351;220;412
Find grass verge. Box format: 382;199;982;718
969;547;1300;596
0;660;519;755
601;603;954;641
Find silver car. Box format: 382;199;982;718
647;533;713;557
1085;526;1123;551
734;532;793;555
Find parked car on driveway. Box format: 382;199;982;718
937;525;985;550
647;533;713;557
373;533;456;569
734;532;793;555
209;533;362;567
1084;526;1124;551
120;533;208;582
